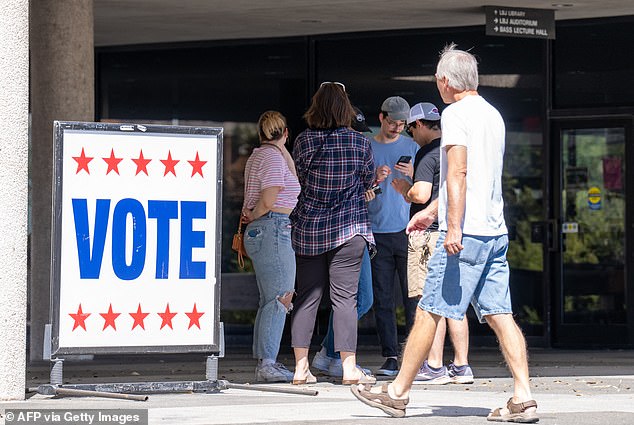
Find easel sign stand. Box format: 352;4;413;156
39;121;316;400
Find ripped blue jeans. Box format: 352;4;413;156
244;212;295;361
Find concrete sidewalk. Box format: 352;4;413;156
2;347;634;424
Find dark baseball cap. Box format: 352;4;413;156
352;106;372;133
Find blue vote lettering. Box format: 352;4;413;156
73;199;110;279
180;201;206;280
72;198;207;280
148;201;178;279
112;199;147;280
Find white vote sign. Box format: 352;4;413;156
50;122;223;355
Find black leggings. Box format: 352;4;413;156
291;235;366;353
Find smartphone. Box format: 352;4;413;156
397;155;412;164
371;185;382;194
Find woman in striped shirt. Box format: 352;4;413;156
242;110;300;383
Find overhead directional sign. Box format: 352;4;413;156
485;6;555;40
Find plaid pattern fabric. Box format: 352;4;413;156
290;127;375;256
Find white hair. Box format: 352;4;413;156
436;43;479;91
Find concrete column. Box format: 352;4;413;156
29;0;94;362
0;0;29;400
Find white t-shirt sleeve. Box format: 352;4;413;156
440;108;468;148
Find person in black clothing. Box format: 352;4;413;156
391;102;473;385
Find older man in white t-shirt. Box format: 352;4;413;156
351;44;539;423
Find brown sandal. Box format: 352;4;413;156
292;373;317;385
350;383;408;418
342;368;377;385
487;398;538;423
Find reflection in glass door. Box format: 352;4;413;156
560;127;626;326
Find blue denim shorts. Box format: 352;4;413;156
418;232;512;323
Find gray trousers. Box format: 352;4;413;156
291;235;366;353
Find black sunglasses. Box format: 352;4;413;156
405;121;417;137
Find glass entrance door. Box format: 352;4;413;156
551;119;632;346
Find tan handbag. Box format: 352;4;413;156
231;217;249;269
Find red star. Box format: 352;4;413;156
100;303;121;331
102;149;123;175
160;151;179;176
185;303;205;330
72;148;93;174
188;152;207;177
69;304;91;331
129;304;150;330
132;150;152;176
158;304;177;330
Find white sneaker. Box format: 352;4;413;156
327;359;372;378
255;362;294;383
312;350;371;378
311;349;332;374
327;357;344;377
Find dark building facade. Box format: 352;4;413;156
96;16;634;348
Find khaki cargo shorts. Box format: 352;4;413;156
407;230;440;298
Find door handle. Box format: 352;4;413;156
547;219;559;252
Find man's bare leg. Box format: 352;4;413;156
426;316;446;368
485;313;533;402
388;308;441;398
448;315;469;366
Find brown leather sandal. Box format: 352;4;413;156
342;368;377;385
487;398;539;423
350;383;408;418
292;373;317;385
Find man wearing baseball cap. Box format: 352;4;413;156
367;96;419;377
392;102;473;385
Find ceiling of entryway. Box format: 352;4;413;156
94;0;634;46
